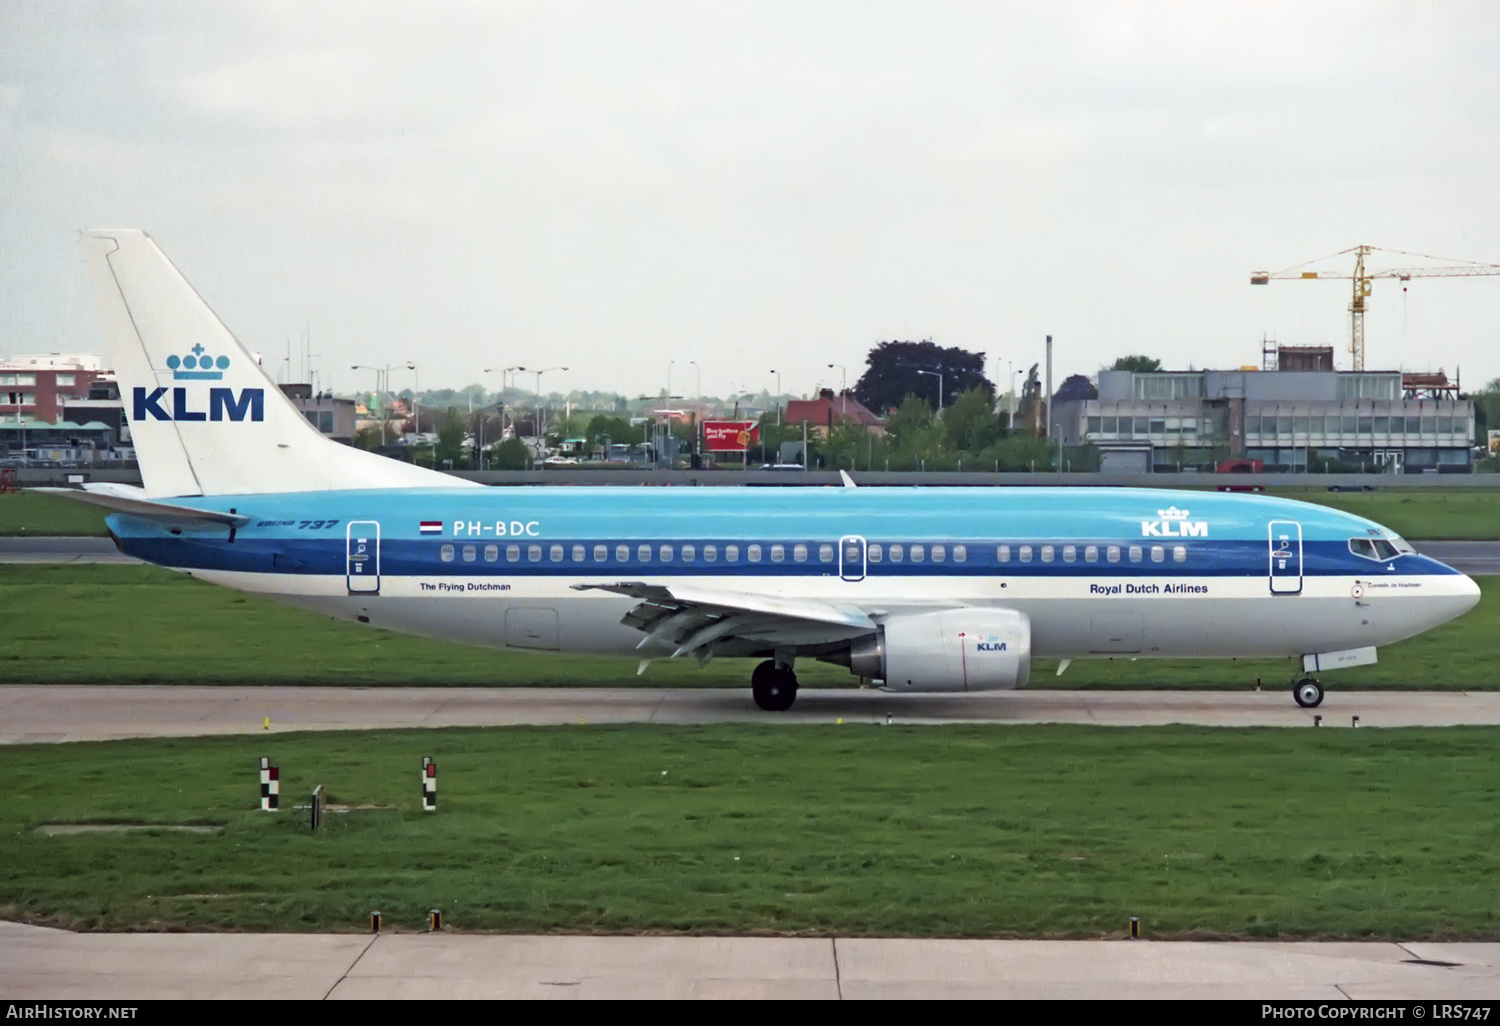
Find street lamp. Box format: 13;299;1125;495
769;369;782;425
916;368;944;418
482;367;516;435
533;366;567;442
404;362;419;439
689;360;701;399
827;363;847;414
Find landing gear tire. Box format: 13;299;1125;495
751;660;799;712
1293;679;1325;708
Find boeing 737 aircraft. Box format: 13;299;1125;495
52;230;1480;711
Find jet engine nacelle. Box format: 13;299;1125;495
849;608;1031;692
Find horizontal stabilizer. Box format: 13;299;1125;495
34;484;250;527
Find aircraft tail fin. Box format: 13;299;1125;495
79;229;475;498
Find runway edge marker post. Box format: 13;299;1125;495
259;757;279;811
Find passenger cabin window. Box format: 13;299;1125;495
1107;545;1121;563
484;544;499;562
1084;545;1098;563
1150;545;1164;563
463;545;477;563
747;544;762;562
1173;545;1186;563
725;544;740;562
440;544;455;563
616;544;629;562
704;544;718;562
1040;545;1054;563
1018;545;1033;563
868;543;883;562
1062;545;1076;563
594;544;608;562
660;545;673;562
638;544;651;562
953;544;967;563
505;545;519;562
682;544;696;561
528;544;542;562
889;544;904;563
997;544;1011;563
573;545;586;562
550;544;564;562
819;543;835;563
932;544;945;563
1129;545;1143;563
910;544;924;563
770;544;785;563
793;544;808;563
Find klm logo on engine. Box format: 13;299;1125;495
976;642;1008;652
132;386;264;422
1141;506;1208;538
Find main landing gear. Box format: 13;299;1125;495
1293;679;1325;708
752;659;799;712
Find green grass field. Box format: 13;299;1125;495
2;725;1497;937
0;564;1493;689
0;492;112;536
5;486;1500;538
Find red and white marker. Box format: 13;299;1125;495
260;757;279;811
422;756;437;812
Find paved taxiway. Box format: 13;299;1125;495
3;921;1498;999
0;536;135;564
3;536;1499;572
3;685;1499;743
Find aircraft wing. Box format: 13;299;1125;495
34;484;251;528
571;581;876;659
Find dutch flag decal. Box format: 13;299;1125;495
419;521;443;535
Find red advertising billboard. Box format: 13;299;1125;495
702;420;760;452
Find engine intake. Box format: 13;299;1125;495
849;608;1031;692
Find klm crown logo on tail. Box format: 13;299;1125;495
132;346;264;423
166;343;230;380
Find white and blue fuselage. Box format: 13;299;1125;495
106;484;1477;670
69;229;1481;711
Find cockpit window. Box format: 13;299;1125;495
1388;534;1416;555
1349;537;1400;561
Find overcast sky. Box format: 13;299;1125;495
4;0;1499;399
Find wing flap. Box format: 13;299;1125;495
572;580;876;659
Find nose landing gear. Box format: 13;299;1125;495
751;659;799;712
1293;679;1325;708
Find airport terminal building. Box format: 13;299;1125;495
1051;348;1476;474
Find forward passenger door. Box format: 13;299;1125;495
1268;520;1303;595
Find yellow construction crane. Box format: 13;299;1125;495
1251;245;1500;371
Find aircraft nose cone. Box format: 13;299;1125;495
1458;572;1482;613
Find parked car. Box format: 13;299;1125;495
1215;459;1263;474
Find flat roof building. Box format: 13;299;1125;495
1052;355;1475;474
0;353;107;426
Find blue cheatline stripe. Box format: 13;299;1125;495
116;535;1460;578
